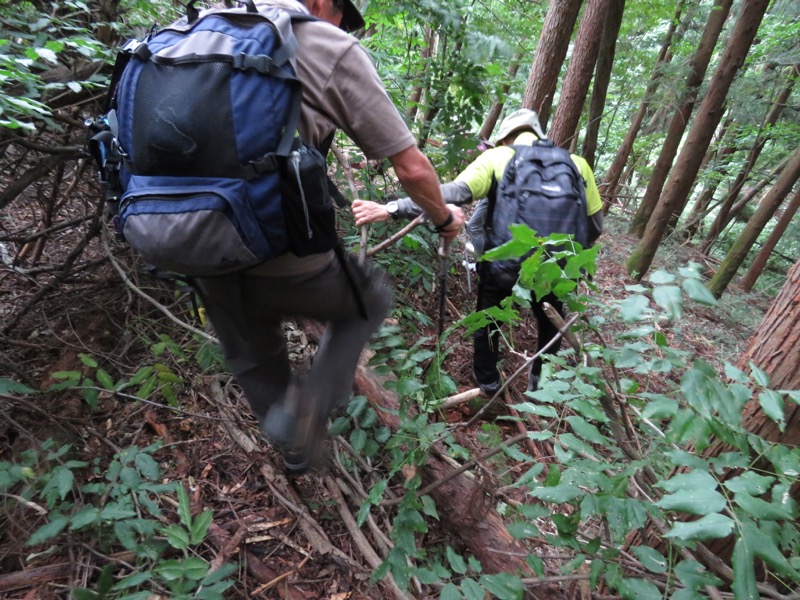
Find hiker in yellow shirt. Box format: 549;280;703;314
354;109;603;395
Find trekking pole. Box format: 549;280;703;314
437;237;451;338
331;141;369;265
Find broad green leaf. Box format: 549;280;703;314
653;285;683;320
110;571;152;590
648;270;676;285
0;378;38;394
674;559;723;589
663;513;734;542
723;472;774;496
631;546;668;574
511;401;558;417
655;488;726;515
479;572;524;600
618;294;650;322
96;369;115;390
163;524;190;550
682;278;717;306
201;562;237;585
190;510;213;544
618;577;661;599
724;363;748;383
420;495;439;520
758;390;785;430
28;515;70;545
134;452;160;481
565;415;608;444
656;470;718;494
732;535;759;600
529;483;583;503
446;546;467;574
740;519;800;579
440;583;463;600
70;505;100;529
412;567;441;585
734;492;794;521
749;363;770;387
460;578;485;600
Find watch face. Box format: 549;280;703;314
387;202;398;216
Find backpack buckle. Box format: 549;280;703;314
233;52;274;74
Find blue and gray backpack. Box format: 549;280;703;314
484;139;589;287
94;0;336;277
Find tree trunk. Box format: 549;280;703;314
697;258;800;562
702;63;799;252
600;0;683;211
581;0;626;168
627;0;734;237
708;144;800;297
627;0;769;279
740;187;800;292
479;52;526;141
522;0;583;129
407;27;436;121
549;0;611;149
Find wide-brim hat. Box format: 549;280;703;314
339;0;365;32
492;108;546;144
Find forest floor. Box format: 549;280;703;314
0;210;775;599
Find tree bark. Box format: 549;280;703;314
600;0;684;211
740;187;800;292
708;144;800;297
522;0;583;129
627;0;769;279
549;0;611;149
702;63;799;252
627;0;734;237
581;0;626;168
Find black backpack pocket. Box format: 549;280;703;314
281;144;338;256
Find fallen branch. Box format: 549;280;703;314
367;214;426;256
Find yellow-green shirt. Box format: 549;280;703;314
455;132;602;216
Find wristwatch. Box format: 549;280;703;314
386;201;400;220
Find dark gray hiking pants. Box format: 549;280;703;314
195;255;392;424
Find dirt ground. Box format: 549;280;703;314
0;207;773;598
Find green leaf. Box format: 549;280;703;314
28;515;70;545
163;524;190;550
70;505;100;529
96;368;115;391
478;572;524;600
653;285;683;320
190;510;213;544
723;472;774;496
663;513;734;542
731;535;759;600
631;546;668;574
734;492;794;521
565;415;609;444
655;487;726;516
618;577;661;599
648;270;676;284
446;546;467;575
0;378;38;394
440;583;463;600
111;570;152;590
201;562;237;585
134;452;160;481
529;483;583;503
740;519;800;579
177;484;191;528
350;428;367;452
511;401;558;418
420;495;439;520
682;278;717;306
758;390;785;430
656;470;718;494
674;559;722;589
618;295;651;322
460;578;485;600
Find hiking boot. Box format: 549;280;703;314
473;369;502;397
283;445;312;475
480;379;501;396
